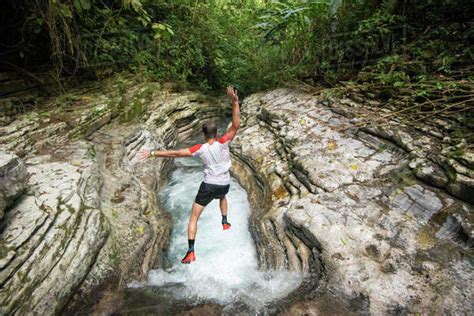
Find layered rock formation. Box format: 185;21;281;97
0;75;228;314
231;88;473;314
0;74;472;315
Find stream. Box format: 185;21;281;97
118;136;304;314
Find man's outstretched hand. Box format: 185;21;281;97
226;86;238;103
138;149;151;160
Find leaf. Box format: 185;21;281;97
214;56;225;67
60;4;73;18
72;160;82;167
80;0;91;10
327;140;337;151
73;0;82;12
131;0;143;12
152;23;166;30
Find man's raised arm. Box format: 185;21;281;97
226;86;240;140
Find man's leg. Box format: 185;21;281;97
182;202;205;264
220;197;231;230
188;202;205;240
219;197;228;217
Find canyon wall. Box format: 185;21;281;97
0;76;228;314
230;88;473;315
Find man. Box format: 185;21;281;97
139;86;240;264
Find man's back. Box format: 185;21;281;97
189;134;232;185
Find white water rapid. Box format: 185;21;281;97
130;150;304;312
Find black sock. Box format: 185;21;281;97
222;215;228;224
188;239;195;252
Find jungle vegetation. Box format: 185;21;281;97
1;0;473;120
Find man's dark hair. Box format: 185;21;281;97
202;122;217;140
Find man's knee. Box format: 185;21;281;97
191;203;204;217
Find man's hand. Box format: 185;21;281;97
139;149;151;160
226;86;238;103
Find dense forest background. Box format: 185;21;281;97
0;0;472;99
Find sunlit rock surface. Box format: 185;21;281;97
231;88;473;315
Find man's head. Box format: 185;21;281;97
202;122;217;140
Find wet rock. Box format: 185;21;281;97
390;184;444;223
447;173;474;204
435;213;473;247
409;158;449;188
0;151;28;220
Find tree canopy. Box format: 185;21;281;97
0;0;472;96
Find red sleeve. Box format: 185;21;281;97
189;143;202;154
218;133;231;144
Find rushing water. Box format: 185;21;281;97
125;138;304;313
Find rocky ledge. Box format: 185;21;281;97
0;75;228;314
230;88;473;314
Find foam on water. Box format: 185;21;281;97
139;156;304;311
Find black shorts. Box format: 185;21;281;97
195;182;230;206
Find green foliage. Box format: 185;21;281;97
4;0;473;96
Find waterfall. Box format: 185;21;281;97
129;153;304;312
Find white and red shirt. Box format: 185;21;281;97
189;133;232;185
